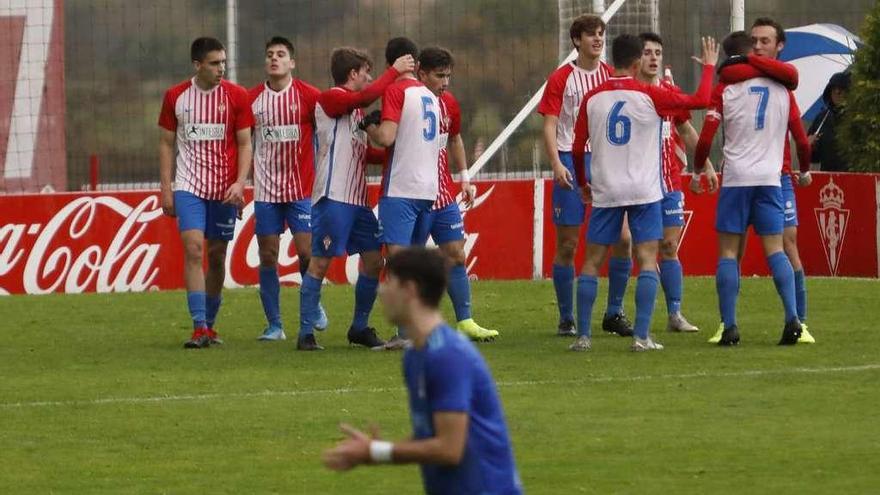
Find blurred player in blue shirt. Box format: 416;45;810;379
322;247;522;494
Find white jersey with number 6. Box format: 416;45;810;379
380;78;440;201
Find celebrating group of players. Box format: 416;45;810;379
159;35;496;351
540;15;814;352
158;13;815;355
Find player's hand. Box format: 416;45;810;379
461;181;476;209
160;186;175;217
553;164;574;190
798;171;812;187
322;423;372;471
700;36;719;67
223;181;245;207
392;54;415;74
580;183;592;204
808;133;821;145
359;110;382;131
705;166;719;193
689;173;705;194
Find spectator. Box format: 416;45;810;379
808;71;852;172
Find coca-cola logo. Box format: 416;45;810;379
0;196;163;294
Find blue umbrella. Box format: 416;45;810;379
779;24;861;121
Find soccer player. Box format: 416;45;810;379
569;34;718;352
249;36;325;342
363;37;441;350
750;18;815;344
538;15;635;339
635;32;707;333
158;37;254;349
693;28;812;346
298;47;415;351
322;247;523;495
411;46;499;342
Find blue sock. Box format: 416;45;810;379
186;291;207;330
259;266;282;328
606;257;632;316
552;264;575;323
299;274;322;337
716;258;739;328
659;259;683;315
205;295;222;328
768;252;798;323
447;264;472;322
794;269;807;322
351;274;379;331
634;271;660;340
576;275;598;337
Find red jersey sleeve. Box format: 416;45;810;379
537;67;567;117
787;91;812;174
444;92;462;136
158;88;178;132
719;56;798;91
230;85;255;131
381;83;406;123
572;95;591;187
693;83;725;172
645;64;715;116
317;66;401;118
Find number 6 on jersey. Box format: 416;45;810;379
606;101;631;146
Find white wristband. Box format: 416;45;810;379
369;440;393;463
458;169;470;183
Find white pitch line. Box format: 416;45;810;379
1;364;878;410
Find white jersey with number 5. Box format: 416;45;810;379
715;77;790;187
380;78;440;201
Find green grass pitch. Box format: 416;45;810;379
1;277;878;494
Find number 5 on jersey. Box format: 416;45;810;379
421;96;437;141
606;101;631;146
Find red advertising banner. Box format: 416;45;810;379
0;0;66;193
0;173;876;295
541;172;880;278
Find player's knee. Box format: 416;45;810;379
555;237;577;263
258;246;279;267
362;255;385;277
613;236;632;257
441;244;467;266
660;238;678;259
182;241;204;265
308;256;332;278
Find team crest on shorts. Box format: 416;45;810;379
322;235;332;251
814;178;849;276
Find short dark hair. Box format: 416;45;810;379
418;46;454;72
570;14;606;49
639;32;663;47
191;37;225;62
611;34;643;69
385;37;418;66
265;36;295;57
385;247;448;308
752;17;786;43
722;31;752;57
330;47;372;85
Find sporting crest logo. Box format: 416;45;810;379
814;178;849;276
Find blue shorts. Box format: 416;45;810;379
588;201;662;245
311;198;381;257
254;199;312;236
378;197;434;246
716;186;784;236
662;191;685;228
173;190;237;241
552;151;590;226
411;202;466;246
781;174;798;228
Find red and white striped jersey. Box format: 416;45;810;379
659;80;691;193
434;91;462;210
312;66;403;206
537;61;612;152
249;79;320;203
158;78;254;200
380;78;440;201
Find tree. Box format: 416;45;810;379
837;2;880;172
